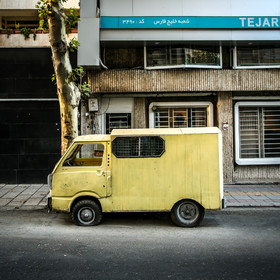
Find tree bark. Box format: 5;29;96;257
46;0;81;155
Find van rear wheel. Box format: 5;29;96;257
171;200;204;227
71;200;102;226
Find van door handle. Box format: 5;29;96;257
96;170;105;176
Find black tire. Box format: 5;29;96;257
71;200;102;226
171;200;204;227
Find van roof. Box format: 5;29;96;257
73;127;221;142
74;134;111;142
111;127;221;136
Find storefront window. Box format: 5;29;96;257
233;46;280;69
145;45;222;69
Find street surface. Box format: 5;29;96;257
0;208;280;280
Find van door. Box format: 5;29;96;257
57;142;110;198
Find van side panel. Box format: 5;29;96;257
101;133;221;212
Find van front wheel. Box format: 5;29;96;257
71;200;102;226
171;200;204;227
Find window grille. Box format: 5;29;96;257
263;107;280;158
235;102;280;165
112;136;165;158
106;113;131;134
239;107;260;158
155;108;207;128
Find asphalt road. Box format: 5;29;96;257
0;208;279;280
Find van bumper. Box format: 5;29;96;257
47;194;52;211
222;197;227;208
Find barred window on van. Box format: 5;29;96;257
112;136;165;158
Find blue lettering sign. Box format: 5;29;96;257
100;16;280;29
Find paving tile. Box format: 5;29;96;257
249;196;268;200
12;194;32;202
8;201;25;207
21;188;42;195
1;192;22;199
0;198;11;206
0;190;10;197
39;200;47;206
23;198;42;206
1;186;17;191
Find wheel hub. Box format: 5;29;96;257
179;203;197;221
78;207;95;224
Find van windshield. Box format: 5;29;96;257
63;143;105;167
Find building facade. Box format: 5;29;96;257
79;0;280;184
0;0;79;183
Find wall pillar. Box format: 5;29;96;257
134;97;146;128
80;99;94;135
217;92;234;184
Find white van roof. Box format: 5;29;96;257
73;127;221;142
111;127;221;136
74;134;111;142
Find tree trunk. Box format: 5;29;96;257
46;0;81;155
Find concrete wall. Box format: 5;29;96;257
217;92;280;184
89;69;280;93
0;33;77;48
0;0;79;9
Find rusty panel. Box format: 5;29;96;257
89;69;280;93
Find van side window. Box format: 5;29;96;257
112;136;165;158
63;143;104;166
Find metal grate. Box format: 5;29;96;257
263;107;280;158
112;136;165;158
239;107;260;158
155;108;207;128
191;108;207;127
106;113;131;134
239;106;280;159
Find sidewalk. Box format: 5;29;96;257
224;184;280;207
0;184;280;210
0;184;49;210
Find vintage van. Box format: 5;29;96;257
48;127;224;227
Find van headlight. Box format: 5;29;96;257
47;173;53;189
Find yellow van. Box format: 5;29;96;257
48;127;224;227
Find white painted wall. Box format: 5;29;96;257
100;0;280;17
97;98;134;134
98;0;280;42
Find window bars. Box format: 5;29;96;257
112;136;165;158
154;108;207;128
237;104;280;163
